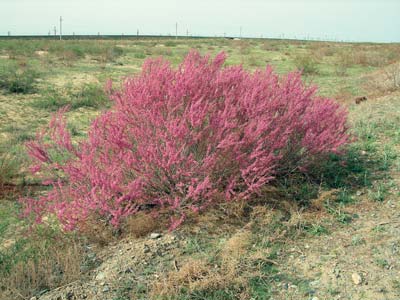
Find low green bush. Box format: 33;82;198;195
293;54;319;75
0;64;39;94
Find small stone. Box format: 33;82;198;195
334;268;341;278
150;233;162;239
283;282;289;290
96;272;106;281
66;291;74;300
143;245;151;253
29;297;37;300
360;150;367;155
310;280;320;287
352;273;362;285
311;297;319;300
356;190;362;196
102;286;110;293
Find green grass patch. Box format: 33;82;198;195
31;83;110;111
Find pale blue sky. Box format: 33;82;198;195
1;0;399;42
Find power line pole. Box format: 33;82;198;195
175;22;178;39
239;26;242;38
54;26;57;39
59;16;63;40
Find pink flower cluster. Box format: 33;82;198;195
22;51;351;230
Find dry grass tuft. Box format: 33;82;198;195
124;211;161;238
310;189;339;211
234;40;252;55
363;63;400;96
151;230;253;298
334;88;355;104
0;237;85;300
249;205;283;227
220;230;252;276
77;215;115;246
261;42;280;52
150;258;222;297
336;48;397;70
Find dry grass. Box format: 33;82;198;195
261;41;280;52
334;87;355;104
76;215;115;246
234;40;252;55
151;231;252;297
151;229;257;298
336;46;399;69
363;63;400;96
0;237;85;300
150;258;222;297
220;230;252;276
149;217;286;300
124;211;162;238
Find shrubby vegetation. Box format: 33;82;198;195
22;51;351;231
0;63;39;94
31;83;110;111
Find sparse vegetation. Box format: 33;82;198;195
293;53;319;75
0;229;86;299
0;152;19;187
0;63;39;94
0;37;399;300
31;83;109;111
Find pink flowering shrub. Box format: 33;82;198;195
22;51;351;231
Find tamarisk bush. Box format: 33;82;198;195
23;51;351;231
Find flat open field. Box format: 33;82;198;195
0;38;399;300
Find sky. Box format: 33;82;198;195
1;0;399;43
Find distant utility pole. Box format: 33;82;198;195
7;31;10;36
59;16;63;40
175;22;178;39
137;29;139;36
239;26;242;38
54;26;57;39
186;29;189;37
